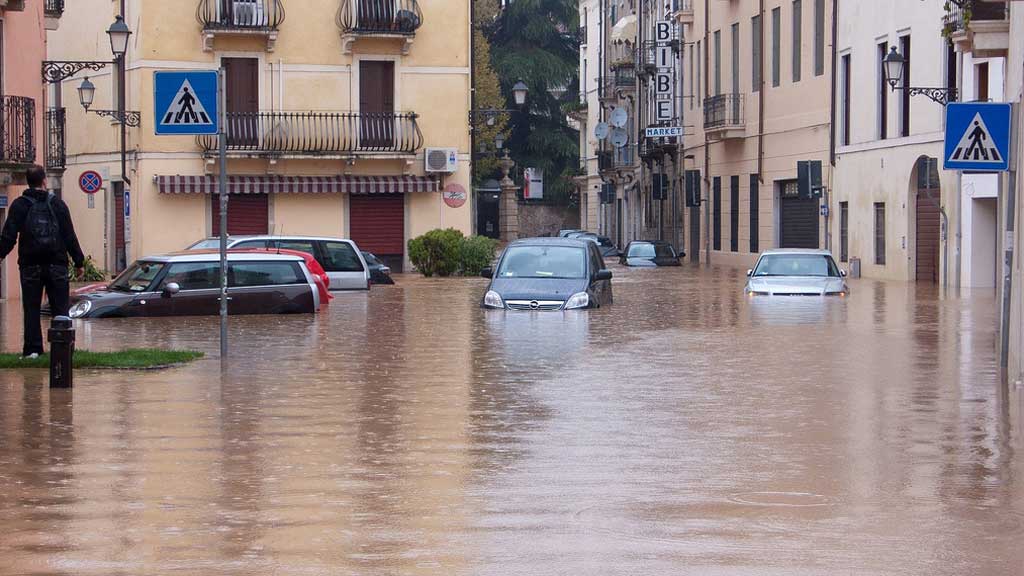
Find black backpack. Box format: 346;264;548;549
22;193;62;257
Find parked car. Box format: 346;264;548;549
745;249;849;296
480;237;613;310
361;251;395;285
596;236;620;259
620;241;683;267
188;235;369;290
67;252;322;318
558;229;583;238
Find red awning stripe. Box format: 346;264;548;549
156;175;438;195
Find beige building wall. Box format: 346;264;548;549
49;0;472;275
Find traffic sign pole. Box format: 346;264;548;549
218;67;229;363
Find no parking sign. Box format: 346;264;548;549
79;170;103;194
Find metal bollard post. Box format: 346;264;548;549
48;316;75;389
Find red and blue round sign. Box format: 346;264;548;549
79;170;103;195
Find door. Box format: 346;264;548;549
588;243;612;306
780;182;819;249
223;57;259;148
317;240;370;290
477;191;500;239
114;183;127;272
359;61;395;149
350;194;404;272
160;261;222;316
689;204;700;262
916;191;941;283
212;194;269;236
229;260;310;314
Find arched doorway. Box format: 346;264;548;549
913;157;941;283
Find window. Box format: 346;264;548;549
899;35;910;137
320;241;365;272
977;61;990;101
945;43;957;100
275;239;317;257
771;7;780;87
163;262;220;291
689;45;694;108
841;54;851;145
732;23;740;96
714;30;722;95
874;202;886;265
814;0;825;76
713;177;722;251
749;175;759;253
792;0;802;83
878;42;888;140
752;15;762;91
231;262;304;287
839;201;849;262
730;176;739;252
232;240;272;250
696;40;702;101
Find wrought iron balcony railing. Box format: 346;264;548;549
337;0;422;36
944;0;1007;36
197;0;285;31
614;67;636;89
45;0;64;18
703;93;743;130
197;111;424;156
1;96;36;166
46;108;66;172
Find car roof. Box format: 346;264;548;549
759;248;834;256
509;237;593;248
202;235;357;244
141;251;306;263
629;240;672;245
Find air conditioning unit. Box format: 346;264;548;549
425;148;458;173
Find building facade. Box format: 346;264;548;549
0;0;63;300
47;0;471;277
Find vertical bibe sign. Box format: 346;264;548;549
154;71;220;136
655;20;675;123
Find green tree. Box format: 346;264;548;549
473;24;508;181
486;0;579;203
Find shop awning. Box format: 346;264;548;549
156;175;439;195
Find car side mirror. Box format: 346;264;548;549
840;269;848;277
746;269;753;277
162;282;181;296
594;269;613;282
480;267;493;279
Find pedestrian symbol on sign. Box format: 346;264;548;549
160;80;212;126
947;113;1002;164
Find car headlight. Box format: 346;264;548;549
69;300;92;318
564;292;590;310
483;290;505;309
747;290;770;296
826;290;848;296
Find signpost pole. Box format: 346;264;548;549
218;67;228;362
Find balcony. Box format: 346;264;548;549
945;0;1008;58
608;42;634;69
197;111;423;159
45;108;66;173
0;96;36;169
44;0;63;29
197;0;286;52
703;94;745;141
337;0;422;54
672;0;694;25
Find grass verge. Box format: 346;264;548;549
0;349;204;370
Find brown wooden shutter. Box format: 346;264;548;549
212;194;269;236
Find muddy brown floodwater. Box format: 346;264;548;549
1;264;1023;575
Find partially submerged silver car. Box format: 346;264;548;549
745;249;849;296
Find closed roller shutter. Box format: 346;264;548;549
916;191;940;283
212;194;269;236
780;195;819;249
350;194;404;272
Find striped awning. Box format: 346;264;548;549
156;175;439;195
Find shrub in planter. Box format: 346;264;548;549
71;256;107;282
408;228;464;277
459;235;499;276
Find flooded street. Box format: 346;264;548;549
1;264;1023;575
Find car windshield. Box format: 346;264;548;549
753;254;840;277
362;252;380;266
628;243;676;258
497;246;587;279
109;261;166;292
188;239;224;250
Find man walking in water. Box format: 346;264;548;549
0;165;85;359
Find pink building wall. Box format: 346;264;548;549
1;1;49;301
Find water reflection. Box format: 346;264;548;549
0;266;1021;575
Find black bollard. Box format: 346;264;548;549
48;316;75;389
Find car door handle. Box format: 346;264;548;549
216;297;233;302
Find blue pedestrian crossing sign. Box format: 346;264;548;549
944;102;1011;172
154;71;219;135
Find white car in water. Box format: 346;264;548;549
745;249;849;296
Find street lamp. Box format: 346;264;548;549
882;46;957;106
495;133;505;150
512;81;529;106
77;77;96;111
107;15;131;59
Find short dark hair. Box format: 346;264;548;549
26;165;46;188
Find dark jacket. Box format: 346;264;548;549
0;188;85;268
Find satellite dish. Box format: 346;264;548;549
610;127;629;148
610;107;629;128
594;122;610;140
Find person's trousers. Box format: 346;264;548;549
20;264;70;356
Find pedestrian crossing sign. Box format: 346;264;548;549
154;71;219;135
944;102;1011;172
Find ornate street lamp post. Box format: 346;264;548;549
882;46;957;106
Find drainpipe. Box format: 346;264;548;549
829;0;837;168
757;0;765;180
703;0;711;266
